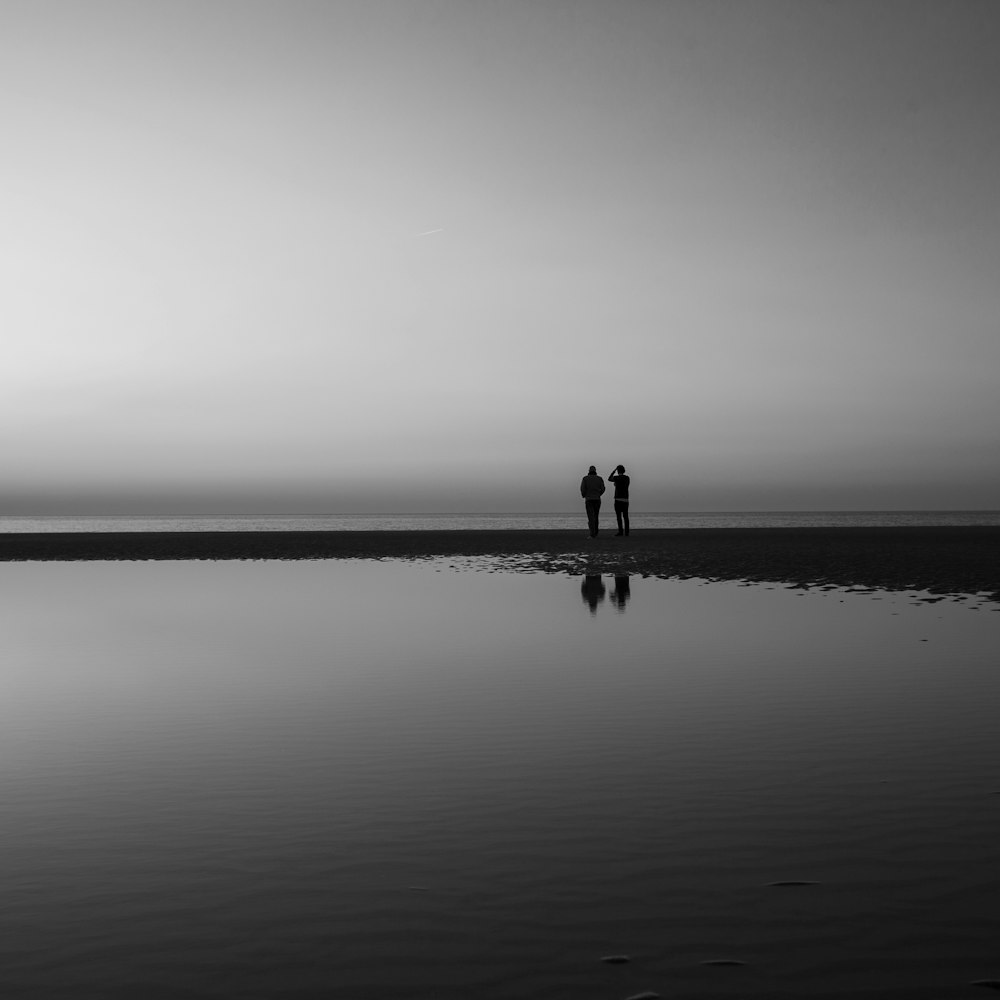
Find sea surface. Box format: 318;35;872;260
1;510;998;532
0;559;998;998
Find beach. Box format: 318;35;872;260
3;526;999;603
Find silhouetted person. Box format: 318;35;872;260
611;574;631;611
608;464;630;536
580;465;605;537
581;575;606;614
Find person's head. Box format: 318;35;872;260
588;465;597;475
616;464;626;474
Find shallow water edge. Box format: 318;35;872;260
0;561;998;999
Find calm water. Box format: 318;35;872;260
1;510;999;533
0;561;998;998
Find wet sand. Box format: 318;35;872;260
2;526;998;602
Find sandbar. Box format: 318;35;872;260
2;526;998;603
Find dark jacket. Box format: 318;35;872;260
580;474;606;500
609;474;630;500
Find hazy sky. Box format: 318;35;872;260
4;0;999;513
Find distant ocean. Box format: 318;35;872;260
1;511;998;532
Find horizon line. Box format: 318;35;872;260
2;508;998;518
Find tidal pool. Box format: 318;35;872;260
0;560;997;999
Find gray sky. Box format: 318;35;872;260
3;0;999;513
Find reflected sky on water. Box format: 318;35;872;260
0;560;997;998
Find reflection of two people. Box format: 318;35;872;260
580;575;631;614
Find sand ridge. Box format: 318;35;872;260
2;526;999;603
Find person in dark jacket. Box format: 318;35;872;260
579;465;606;537
608;464;630;536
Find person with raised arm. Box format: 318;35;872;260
608;464;630;536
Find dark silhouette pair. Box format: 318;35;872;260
579;464;630;537
581;574;631;614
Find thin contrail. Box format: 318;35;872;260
418;228;445;236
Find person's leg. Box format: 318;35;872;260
623;504;629;535
587;499;600;536
614;501;624;535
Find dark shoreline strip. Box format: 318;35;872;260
2;527;999;602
